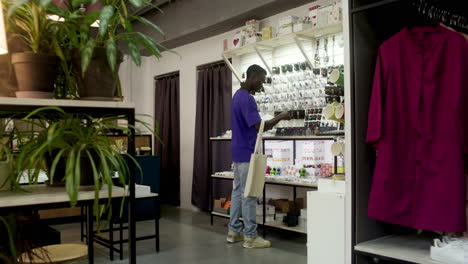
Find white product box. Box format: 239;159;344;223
317;5;332;27
231;30;245;49
317;178;345;194
279;15;299;26
293;22;312;33
245;35;262;45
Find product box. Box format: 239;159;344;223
293;22;312;33
245;19;259;37
317;5;332;27
245;34;262;45
279;15;299;26
309;5;321;27
261;27;273;40
320;163;333;177
271;199;294;213
231;30;245;49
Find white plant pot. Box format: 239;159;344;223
0;161;11;191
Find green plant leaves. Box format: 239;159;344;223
7;0;29;17
98;5;114;37
126;36;141;66
135;32;161;58
106;37;117;73
81;39;95;76
131;15;165;37
39;0;53;7
129;0;143;8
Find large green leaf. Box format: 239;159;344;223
141;0;164;14
105;37;117;73
7;0;29;17
39;0;53;7
126;37;141;66
129;0;142;8
98;5;114;37
46;4;68;18
135;32;161;58
81;39;95;76
131;15;165;36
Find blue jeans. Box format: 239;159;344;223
228;162;257;238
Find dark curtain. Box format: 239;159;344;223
192;64;232;211
155;74;180;206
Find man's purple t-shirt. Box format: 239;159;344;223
231;89;261;162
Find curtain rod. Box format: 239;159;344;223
197;60;229;71
154;71;179;80
350;0;403;14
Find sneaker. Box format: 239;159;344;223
430;238;468;264
226;230;244;243
243;236;271;249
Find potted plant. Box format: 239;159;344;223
14;107;159;224
0;55;17;97
47;0;168;100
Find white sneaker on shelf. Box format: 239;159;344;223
430;238;468;264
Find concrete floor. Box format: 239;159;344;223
54;206;307;264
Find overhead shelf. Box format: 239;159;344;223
223;23;343;57
354;234;442;264
0;98;135;109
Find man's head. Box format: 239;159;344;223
244;64;266;93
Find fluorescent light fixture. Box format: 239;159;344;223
0;1;8;54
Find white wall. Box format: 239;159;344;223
120;0;339;210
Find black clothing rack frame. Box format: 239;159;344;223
349;0;467;263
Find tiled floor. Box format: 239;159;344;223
54;206;307;264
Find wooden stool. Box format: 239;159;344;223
19;244;88;264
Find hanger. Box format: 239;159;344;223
406;0;438;29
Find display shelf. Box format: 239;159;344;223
264;222;306;234
211;174;318;188
0;98;135;109
210;135;338;141
211;211;230;218
354;234;442;264
224;23;343;57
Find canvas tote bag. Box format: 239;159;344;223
244;120;266;198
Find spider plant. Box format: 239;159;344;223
14;107;158;225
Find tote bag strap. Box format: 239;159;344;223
253;120;265;154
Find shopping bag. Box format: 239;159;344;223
244;120;266;198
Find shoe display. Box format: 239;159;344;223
243;236;271;249
226;230;244;243
430;237;468;264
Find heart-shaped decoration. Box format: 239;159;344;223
233;38;240;47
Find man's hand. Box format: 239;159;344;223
277;111;292;121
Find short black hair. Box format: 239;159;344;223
246;64;267;80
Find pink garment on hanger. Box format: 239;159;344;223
366;25;468;232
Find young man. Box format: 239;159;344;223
228;64;291;248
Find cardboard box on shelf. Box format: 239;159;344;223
279;15;299;26
261;27;273;40
245;34;262;45
271;199;294;213
278;25;293;36
293;22;312;33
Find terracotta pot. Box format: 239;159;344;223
11;53;60;98
74;48;123;100
0;55;18;97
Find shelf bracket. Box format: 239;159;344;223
253;45;273;76
222;53;242;83
294;37;314;69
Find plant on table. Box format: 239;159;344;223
15;107;158;226
46;0;170;99
2;0;64;98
